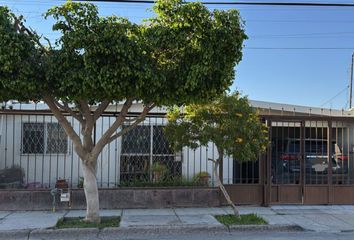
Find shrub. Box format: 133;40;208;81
193;171;210;186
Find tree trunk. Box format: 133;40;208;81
81;161;100;223
213;153;240;217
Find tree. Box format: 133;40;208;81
165;92;268;216
0;0;247;222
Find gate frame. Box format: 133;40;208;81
264;115;354;205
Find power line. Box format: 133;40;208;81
247;19;354;23
320;86;348;107
251;31;354;37
76;1;354;7
245;47;354;50
251;36;354;39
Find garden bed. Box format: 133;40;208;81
215;214;267;226
56;217;120;229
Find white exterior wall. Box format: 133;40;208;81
0;114;81;188
0;113;232;188
181;143;233;185
0;115;122;188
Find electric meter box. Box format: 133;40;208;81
60;193;70;202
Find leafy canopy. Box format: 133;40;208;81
0;0;247;106
165;92;268;161
0;7;43;101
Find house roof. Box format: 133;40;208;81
2;99;353;117
249;100;352;117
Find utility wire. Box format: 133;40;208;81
320;86;349;107
247;20;354;23
245;47;354;50
251;32;354;37
75;0;354;7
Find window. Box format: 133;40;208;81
153;126;174;155
22;123;68;154
121;126;151;154
120;125;180;182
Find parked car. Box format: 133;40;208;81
280;139;348;174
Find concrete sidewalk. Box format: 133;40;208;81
1;205;354;236
269;205;354;232
0;207;279;231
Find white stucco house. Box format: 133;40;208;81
0;100;353;189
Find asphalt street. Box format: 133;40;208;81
23;231;354;240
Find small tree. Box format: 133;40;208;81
0;0;247;222
165;93;268;216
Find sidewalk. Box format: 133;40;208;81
1;205;354;239
268;205;354;232
0;206;277;231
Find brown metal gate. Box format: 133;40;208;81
268;120;303;204
210;115;354;205
266;116;354;205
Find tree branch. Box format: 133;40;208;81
90;98;135;159
93;100;110;121
75;100;96;152
208;158;216;163
108;102;156;144
78;100;92;120
43;95;85;158
53;99;84;124
76;99;94;132
14;16;47;53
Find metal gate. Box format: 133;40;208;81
266;116;354;205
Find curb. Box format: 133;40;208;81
0;224;304;239
30;228;99;240
0;229;31;240
228;224;304;232
103;224;228;234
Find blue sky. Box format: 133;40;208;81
1;0;354;109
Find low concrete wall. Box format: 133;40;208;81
0;187;220;210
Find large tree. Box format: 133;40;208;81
0;0;247;222
165;93;268;216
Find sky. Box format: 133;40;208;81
1;0;354;109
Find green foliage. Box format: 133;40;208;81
0;0;246;106
146;0;247;105
151;162;168;173
151;162;168;182
215;214;267;226
119;176;205;187
194;171;210;178
0;6;43;101
165;92;268;162
193;171;210;186
77;176;84;188
56;217;120;229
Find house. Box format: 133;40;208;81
1;100;354;205
0;102;224;189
